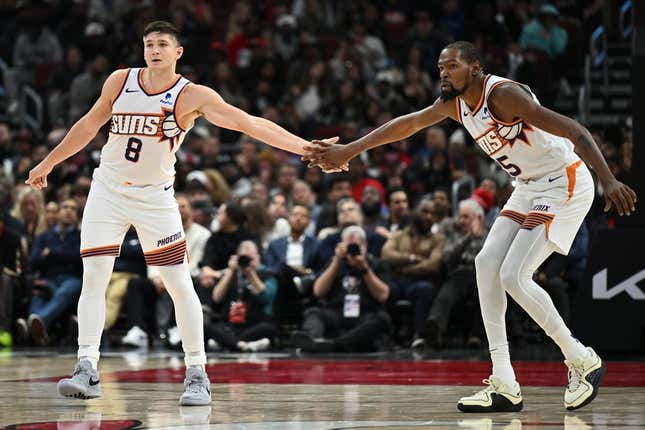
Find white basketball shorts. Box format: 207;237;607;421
80;171;187;266
498;159;594;255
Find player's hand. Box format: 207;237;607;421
302;137;352;171
333;242;348;260
25;160;54;190
602;179;637;216
228;255;239;270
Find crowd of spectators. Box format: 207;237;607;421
0;0;633;351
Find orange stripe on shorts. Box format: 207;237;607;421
566;160;583;201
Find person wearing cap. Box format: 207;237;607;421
520;4;567;58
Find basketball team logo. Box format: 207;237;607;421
495;120;533;147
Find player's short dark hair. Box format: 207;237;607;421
143;21;181;45
444;41;483;66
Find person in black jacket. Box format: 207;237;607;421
264;204;320;325
293;225;391;352
203;240;277;352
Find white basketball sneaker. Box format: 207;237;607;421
57;360;102;400
564;347;605;410
457;376;523;413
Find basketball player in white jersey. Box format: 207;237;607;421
25;21;340;406
303;41;637;412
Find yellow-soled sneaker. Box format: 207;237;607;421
564;347;605;410
457;376;523;413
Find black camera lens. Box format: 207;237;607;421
347;243;361;256
238;255;252;268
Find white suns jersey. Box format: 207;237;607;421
456;74;579;180
96;68;192;186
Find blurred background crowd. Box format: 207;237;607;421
0;0;633;353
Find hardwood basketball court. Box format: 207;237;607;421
1;349;643;429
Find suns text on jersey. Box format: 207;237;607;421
110;113;162;136
476;129;507;156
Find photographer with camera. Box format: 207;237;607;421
292;225;391;353
203;240;277;352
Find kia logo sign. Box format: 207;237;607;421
592;268;645;300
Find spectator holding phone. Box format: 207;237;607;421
203;241;277;352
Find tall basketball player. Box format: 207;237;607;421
25;21;339;406
303;41;637;412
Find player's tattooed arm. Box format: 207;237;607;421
302;98;456;169
489;83;637;216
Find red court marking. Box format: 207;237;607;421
28;360;645;387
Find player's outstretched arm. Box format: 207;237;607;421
302;98;454;169
194;85;325;155
26;69;126;190
488;83;637;216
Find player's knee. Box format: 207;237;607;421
475;248;502;281
499;258;519;292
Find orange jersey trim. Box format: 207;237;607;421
144;238;186;256
499;209;527;225
173;83;191;131
566;160;583;201
80;244;121;258
454;98;462;124
138;68;183;96
470;74;491;116
111;68;130;106
144;240;187;266
521;211;555;239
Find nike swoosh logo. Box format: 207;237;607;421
88;377;100;386
548;175;563;183
164;184;173;191
125;88;139;93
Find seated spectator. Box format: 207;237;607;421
381;198;445;347
315;174;353;235
520;4;567;58
10;187;47;251
20;199;82;346
383;187;410;235
430;187;453;235
0;213;22;347
424;199;487;348
312;198;386;271
293;226;391;353
44;201;59;230
264;204;320;325
360;185;387;236
291;179;321;236
204;241;277;352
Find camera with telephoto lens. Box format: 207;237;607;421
347;243;361;256
238;254;252;268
